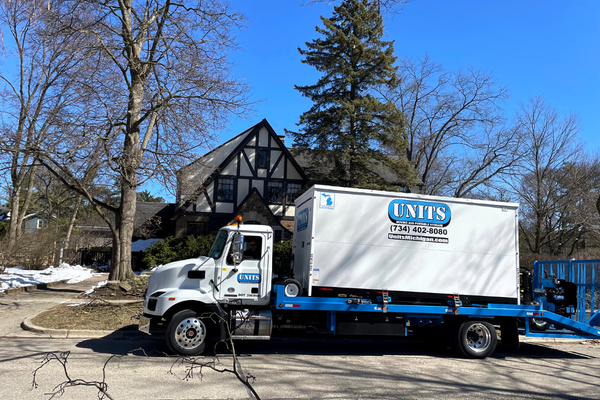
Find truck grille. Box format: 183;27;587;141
147;298;157;312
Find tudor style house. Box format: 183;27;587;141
174;119;308;242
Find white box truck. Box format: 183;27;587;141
139;185;600;359
293;185;520;304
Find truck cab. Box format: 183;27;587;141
140;223;275;355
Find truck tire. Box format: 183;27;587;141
166;309;213;356
455;320;497;359
530;318;548;331
282;278;302;297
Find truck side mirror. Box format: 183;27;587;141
232;233;244;266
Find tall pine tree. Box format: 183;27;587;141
288;0;415;189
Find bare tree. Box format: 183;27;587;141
381;55;521;198
509;96;583;254
35;0;251;281
33;313;263;399
516;157;600;258
32;166;91;262
33;351;119;399
549;157;600;256
0;0;88;254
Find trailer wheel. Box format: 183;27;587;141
455;320;497;359
530;318;548;331
282;279;302;297
166;309;213;356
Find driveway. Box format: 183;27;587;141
0;274;108;338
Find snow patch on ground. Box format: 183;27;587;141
0;264;104;293
83;279;108;295
67;302;88;307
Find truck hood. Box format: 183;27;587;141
147;256;215;296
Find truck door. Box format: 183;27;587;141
216;234;270;305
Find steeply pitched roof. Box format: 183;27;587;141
134;202;176;227
76;202;176;239
133;202;177;239
178;125;256;195
229;188;293;234
177;119;307;210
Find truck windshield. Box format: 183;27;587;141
208;230;228;260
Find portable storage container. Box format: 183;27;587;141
293;185;520;303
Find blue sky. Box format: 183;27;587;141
222;0;600;151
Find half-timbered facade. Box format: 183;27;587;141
175;119;307;241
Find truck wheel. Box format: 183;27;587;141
455;320;497;359
282;278;301;297
166;310;212;356
530;318;548;331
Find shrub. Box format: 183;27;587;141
0;230;58;270
273;239;293;278
143;235;294;278
0;221;8;237
142;234;216;269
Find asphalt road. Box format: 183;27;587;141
1;335;600;400
1;278;600;400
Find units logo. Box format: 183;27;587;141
297;208;309;232
237;273;261;284
388;199;451;226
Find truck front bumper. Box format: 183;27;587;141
138;315;152;335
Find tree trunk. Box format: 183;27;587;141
64;196;82;251
110;185;137;281
7;192;21;253
7;164;37;253
107;56;144;280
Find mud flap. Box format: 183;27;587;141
499;317;520;349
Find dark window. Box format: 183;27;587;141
267;181;283;204
217;179;234;201
287;183;302;204
208;230;228;259
258;150;268;169
274;230;282;243
187;222;206;236
227;235;263;265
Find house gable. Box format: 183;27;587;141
229;188;292;240
174;119;307;237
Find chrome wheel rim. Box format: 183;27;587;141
175;317;206;350
284;284;299;297
465;323;492;353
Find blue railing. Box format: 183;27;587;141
533;259;600;326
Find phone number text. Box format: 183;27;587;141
390;224;448;236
